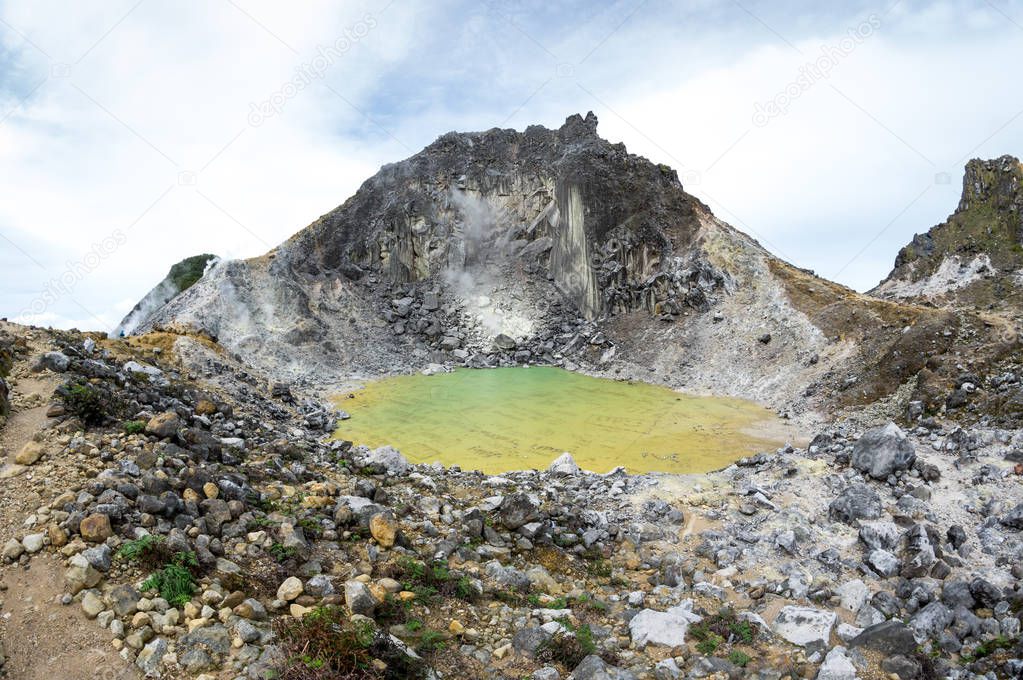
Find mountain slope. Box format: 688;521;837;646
115;254;218;336
135;115;1014;422
873;155;1023;310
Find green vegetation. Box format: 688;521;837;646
695;635;722;655
415;629;447;655
62;381;113;425
297;517;323;539
274;606;382;679
168;254;217;293
728;650;751;667
393;557;476;603
122;419;146;435
141;552;197;606
589;556;609;576
269;543;298;563
274;606;427;679
116;534;164;562
961;635;1017;663
689;610;758;665
535;618;602;669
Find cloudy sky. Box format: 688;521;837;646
1;0;1021;331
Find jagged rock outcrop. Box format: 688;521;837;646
132;115;1017;419
873;155;1023;308
138;114;793;388
114;254;218;336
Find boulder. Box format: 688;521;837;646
1000;502;1023;529
14;441;44;465
908;601;953;643
277;576;304;602
867;549;900;577
850;423;916;479
136;637;168;676
493;334;517;351
628;601;702;648
548;452;581;475
837;580;869;612
828;484;881;524
36;351;69;372
357;446;410;476
772;606;837;647
145;412;182;439
344;580;377;616
369;512;398;548
816;646;857;680
80;513;112;542
497;492;541;530
849;621;917;656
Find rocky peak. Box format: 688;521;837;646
115;253;219;336
958;154;1022;213
872;154;1023;309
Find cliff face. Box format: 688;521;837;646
134;114;1020;422
282;112;711;320
142;114;781;386
872;155;1023;309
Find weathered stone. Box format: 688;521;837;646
497;493;541;530
21;533;44;554
369;512;398;548
234;598;268;621
344;580;377;616
80;513;112;542
356;445;409;476
816;646;857;680
629;601;702;648
772;606;837;647
828;484;881;525
145;412;182;439
65;553;101;593
81;590;105;618
108;584;141;617
277;576;304;602
850;423;916;479
136;636;168;676
548;452;580;475
14;441;44;465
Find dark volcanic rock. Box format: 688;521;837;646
850;423;916;480
829;484;882;524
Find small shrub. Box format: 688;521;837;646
415;629;447;656
116;535;164;562
696;635;721;655
728;650;751;667
297;517;323;539
269;543;298;563
729;620;755;644
62;382;110;425
394;557;475;602
274;606;382;680
536;619;601;669
141;562;195;606
122;419;146;435
587;558;612;578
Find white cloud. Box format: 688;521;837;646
1;0;1022;330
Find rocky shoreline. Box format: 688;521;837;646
0;322;1022;679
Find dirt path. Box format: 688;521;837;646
0;327;138;679
1;555;135;680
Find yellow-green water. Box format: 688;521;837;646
332;367;788;475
